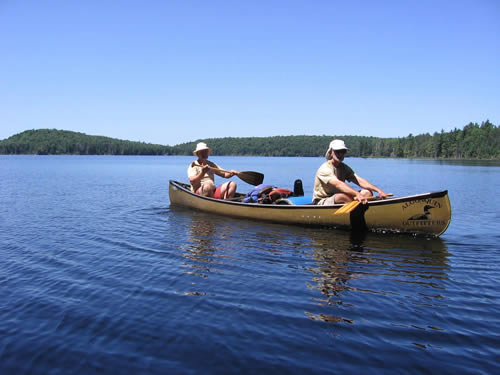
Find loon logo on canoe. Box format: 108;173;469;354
402;199;441;221
407;205;434;220
402;204;446;229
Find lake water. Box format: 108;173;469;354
1;155;499;374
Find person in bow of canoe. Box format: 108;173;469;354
187;142;237;199
313;139;389;205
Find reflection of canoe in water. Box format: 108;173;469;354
169;180;451;237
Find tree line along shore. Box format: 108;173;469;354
0;120;498;160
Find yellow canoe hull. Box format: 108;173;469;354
169;180;451;237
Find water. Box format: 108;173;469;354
1;155;499;374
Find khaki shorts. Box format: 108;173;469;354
315;195;337;205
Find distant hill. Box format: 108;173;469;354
1;121;499;159
0;129;171;155
171;120;499;159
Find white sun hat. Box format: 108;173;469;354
330;139;348;151
325;139;348;158
193;142;211;155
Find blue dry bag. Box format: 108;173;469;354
243;184;274;203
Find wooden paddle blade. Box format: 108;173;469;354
236;171;264;186
335;201;360;215
333;201;359;215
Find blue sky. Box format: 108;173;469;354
1;0;499;145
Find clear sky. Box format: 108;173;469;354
1;0;499;146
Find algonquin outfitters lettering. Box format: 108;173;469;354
402;219;447;227
401;199;446;227
401;198;441;211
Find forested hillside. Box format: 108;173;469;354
0;129;171;155
172;121;499;159
1;121;498;159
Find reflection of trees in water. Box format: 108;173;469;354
305;230;450;323
174;209;240;280
181;214;218;278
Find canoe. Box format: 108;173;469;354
169;180;451;237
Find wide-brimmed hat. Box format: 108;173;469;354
325;139;348;158
330;139;348;151
193;142;211;155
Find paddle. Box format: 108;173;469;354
333;194;393;215
208;167;264;186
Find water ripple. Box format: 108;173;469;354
1;156;499;374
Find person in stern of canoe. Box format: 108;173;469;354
313;139;389;205
188;142;237;199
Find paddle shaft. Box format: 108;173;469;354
208;167;236;175
358;193;393;202
334;193;394;215
207;166;264;186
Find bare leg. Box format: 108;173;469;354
226;181;236;198
333;193;353;203
333;190;372;203
359;189;373;199
220;181;237;199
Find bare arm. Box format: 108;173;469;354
351;174;389;199
213;169;236;178
328;176;366;201
205;165;236;178
189;164;210;186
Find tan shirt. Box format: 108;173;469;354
313;161;355;201
187;160;221;192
